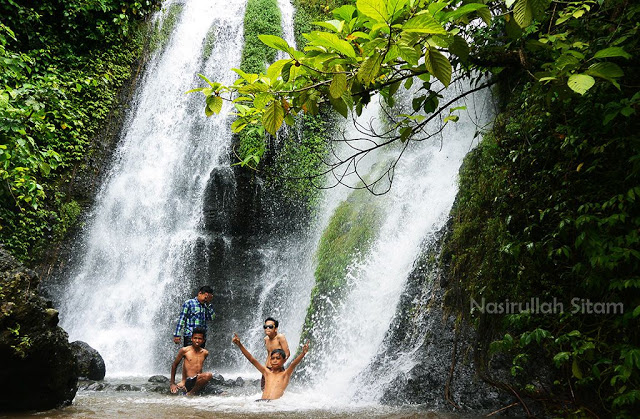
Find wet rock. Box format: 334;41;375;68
224;378;237;387
200;382;223;395
0;246;78;411
146;384;170;394
114;384;141;391
211;372;225;385
235;376;244;387
82;381;110;391
71;340;106;380
148;375;170;383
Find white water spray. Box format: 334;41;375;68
59;0;246;376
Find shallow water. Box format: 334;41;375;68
3;377;460;419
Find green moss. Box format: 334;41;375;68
149;3;184;53
202;24;217;61
240;0;282;74
300;187;383;343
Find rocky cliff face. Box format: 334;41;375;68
0;246;78;411
358;223;517;414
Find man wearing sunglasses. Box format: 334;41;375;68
261;317;290;390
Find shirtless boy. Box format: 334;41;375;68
262;317;290;389
170;327;213;395
232;333;309;400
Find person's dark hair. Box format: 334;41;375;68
271;348;286;359
192;327;206;340
264;317;279;328
199;286;213;294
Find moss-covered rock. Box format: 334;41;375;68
300;187;383;347
0;246;78;411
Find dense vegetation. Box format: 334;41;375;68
0;0;160;262
443;1;639;416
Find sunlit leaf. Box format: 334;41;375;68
262;100;284;135
402;13;447;34
357;54;384;85
356;0;389;22
259;35;292;53
330;73;348;98
424;47;451;87
567;74;595;95
593;47;631;59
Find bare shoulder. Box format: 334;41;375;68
277;333;287;341
202;348;209;356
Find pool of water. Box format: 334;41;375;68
3;377;461;419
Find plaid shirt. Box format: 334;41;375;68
173;298;215;337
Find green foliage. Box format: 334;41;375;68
7;324;31;359
0;1;159;262
240;0;283;74
266;112;331;207
445;65;640;414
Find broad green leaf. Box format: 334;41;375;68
185;87;205;94
304;32;357;58
387;0;408;16
357;0;389;22
572;358;583;379
512;0;548;28
206;95;223;115
330;73;348;98
333;4;357;21
238;83;269;94
281;62;293;82
313;20;344;33
398;44;420;65
424;47;452;87
232;68;259;83
259;35;292;53
262;100;284;135
329;95;349;118
593;47;631;59
266;59;290;82
254;92;273;109
449;35;469;61
357;53;384;85
402;13;447;34
586;62;624;80
442;3;489;22
567;73;595;95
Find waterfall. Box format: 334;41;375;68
53;0;494;408
57;0;246;376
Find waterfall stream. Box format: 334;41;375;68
58;0;246;376
50;0;493;414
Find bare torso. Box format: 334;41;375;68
182;346;207;378
261;368;292;399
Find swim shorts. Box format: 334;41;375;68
185;375;198;392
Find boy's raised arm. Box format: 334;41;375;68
232;333;267;374
287;341;309;372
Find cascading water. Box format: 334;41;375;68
48;0;496;414
57;0;246;376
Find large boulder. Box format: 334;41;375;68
0;246;78;411
70;340;106;380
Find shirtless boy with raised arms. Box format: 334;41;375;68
170;327;213;395
232;332;309;400
262;317;290;389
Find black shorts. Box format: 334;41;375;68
185;375;198;392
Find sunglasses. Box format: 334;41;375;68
263;325;275;329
